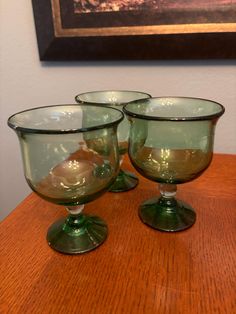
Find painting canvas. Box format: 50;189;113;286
32;0;236;60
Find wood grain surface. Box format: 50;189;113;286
0;154;235;314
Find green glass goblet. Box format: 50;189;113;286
124;97;225;232
8;104;123;253
75;90;151;192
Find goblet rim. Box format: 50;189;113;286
75;90;152;105
7;104;124;134
123;96;225;121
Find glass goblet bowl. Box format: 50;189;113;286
124;97;225;232
75;90;151;192
8;104;123;253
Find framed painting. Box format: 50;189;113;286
32;0;236;60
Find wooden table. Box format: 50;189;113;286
1;154;235;314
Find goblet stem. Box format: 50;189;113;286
47;204;108;254
67;204;84;214
160;183;176;198
63;205;86;236
108;153;139;192
139;183;196;232
159;183;178;209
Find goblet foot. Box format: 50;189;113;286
109;169;139;192
47;214;108;254
139;196;196;232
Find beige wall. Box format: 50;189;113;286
1;1;236;220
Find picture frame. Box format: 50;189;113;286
32;0;236;60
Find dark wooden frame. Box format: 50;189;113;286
32;0;236;60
